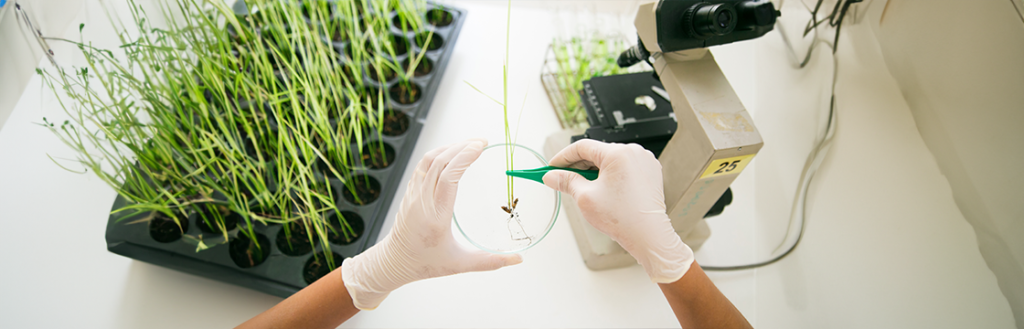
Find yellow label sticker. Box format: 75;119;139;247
700;154;755;179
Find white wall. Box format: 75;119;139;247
738;0;1018;327
0;0;83;131
867;1;1024;327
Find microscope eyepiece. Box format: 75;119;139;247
690;3;738;37
618;0;780;65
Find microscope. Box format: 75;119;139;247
545;0;778;270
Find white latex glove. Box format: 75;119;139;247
341;138;523;310
542;139;694;283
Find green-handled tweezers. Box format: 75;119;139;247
506;166;599;184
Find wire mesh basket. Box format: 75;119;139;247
540;37;650;129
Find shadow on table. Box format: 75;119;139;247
114;261;281;329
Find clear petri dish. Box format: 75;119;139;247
453;143;560;254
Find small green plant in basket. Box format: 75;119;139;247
541;36;650;130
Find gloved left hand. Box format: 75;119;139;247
341;138;524;310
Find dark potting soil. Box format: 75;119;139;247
319;90;349;120
303;251;343;284
388;83;421;105
310;130;343;152
345;40;372;58
367;62;398;83
304;180;340;210
196;205;241;234
149;211;190;243
240;133;266;160
248;206;283;225
277;222;317;256
229;232;272;268
328;211;364;245
314;157;333;177
387;34;410;56
301;1;335;19
360;142;395;169
332;28;349;42
392;14;416;31
344;42;363;60
342;175;381;205
280;178;337;213
381;110;409;136
361;86;384;108
414;32;443;51
349;34;410;59
268;49;293;70
402;57;433;77
340;65;358;85
427;9;454;27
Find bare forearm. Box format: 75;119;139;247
237;269;359;329
659;261;751;329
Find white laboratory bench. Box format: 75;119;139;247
0;1;1014;328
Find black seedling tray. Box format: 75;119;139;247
105;4;466;298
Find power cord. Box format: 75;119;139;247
700;0;856;271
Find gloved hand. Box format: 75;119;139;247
542;139;694;283
341;139;523;310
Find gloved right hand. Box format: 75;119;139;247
542;139;694;283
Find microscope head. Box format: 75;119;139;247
618;0;779;67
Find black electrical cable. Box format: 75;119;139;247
700;0;855;271
829;0;863;53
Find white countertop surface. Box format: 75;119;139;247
0;1;1014;328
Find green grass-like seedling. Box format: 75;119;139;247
464;0;525;213
38;0;433;271
544;37;644;129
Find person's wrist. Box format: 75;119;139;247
625;213;695;283
644;239;694;283
341;239;405;310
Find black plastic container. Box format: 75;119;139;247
105;4;466;298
